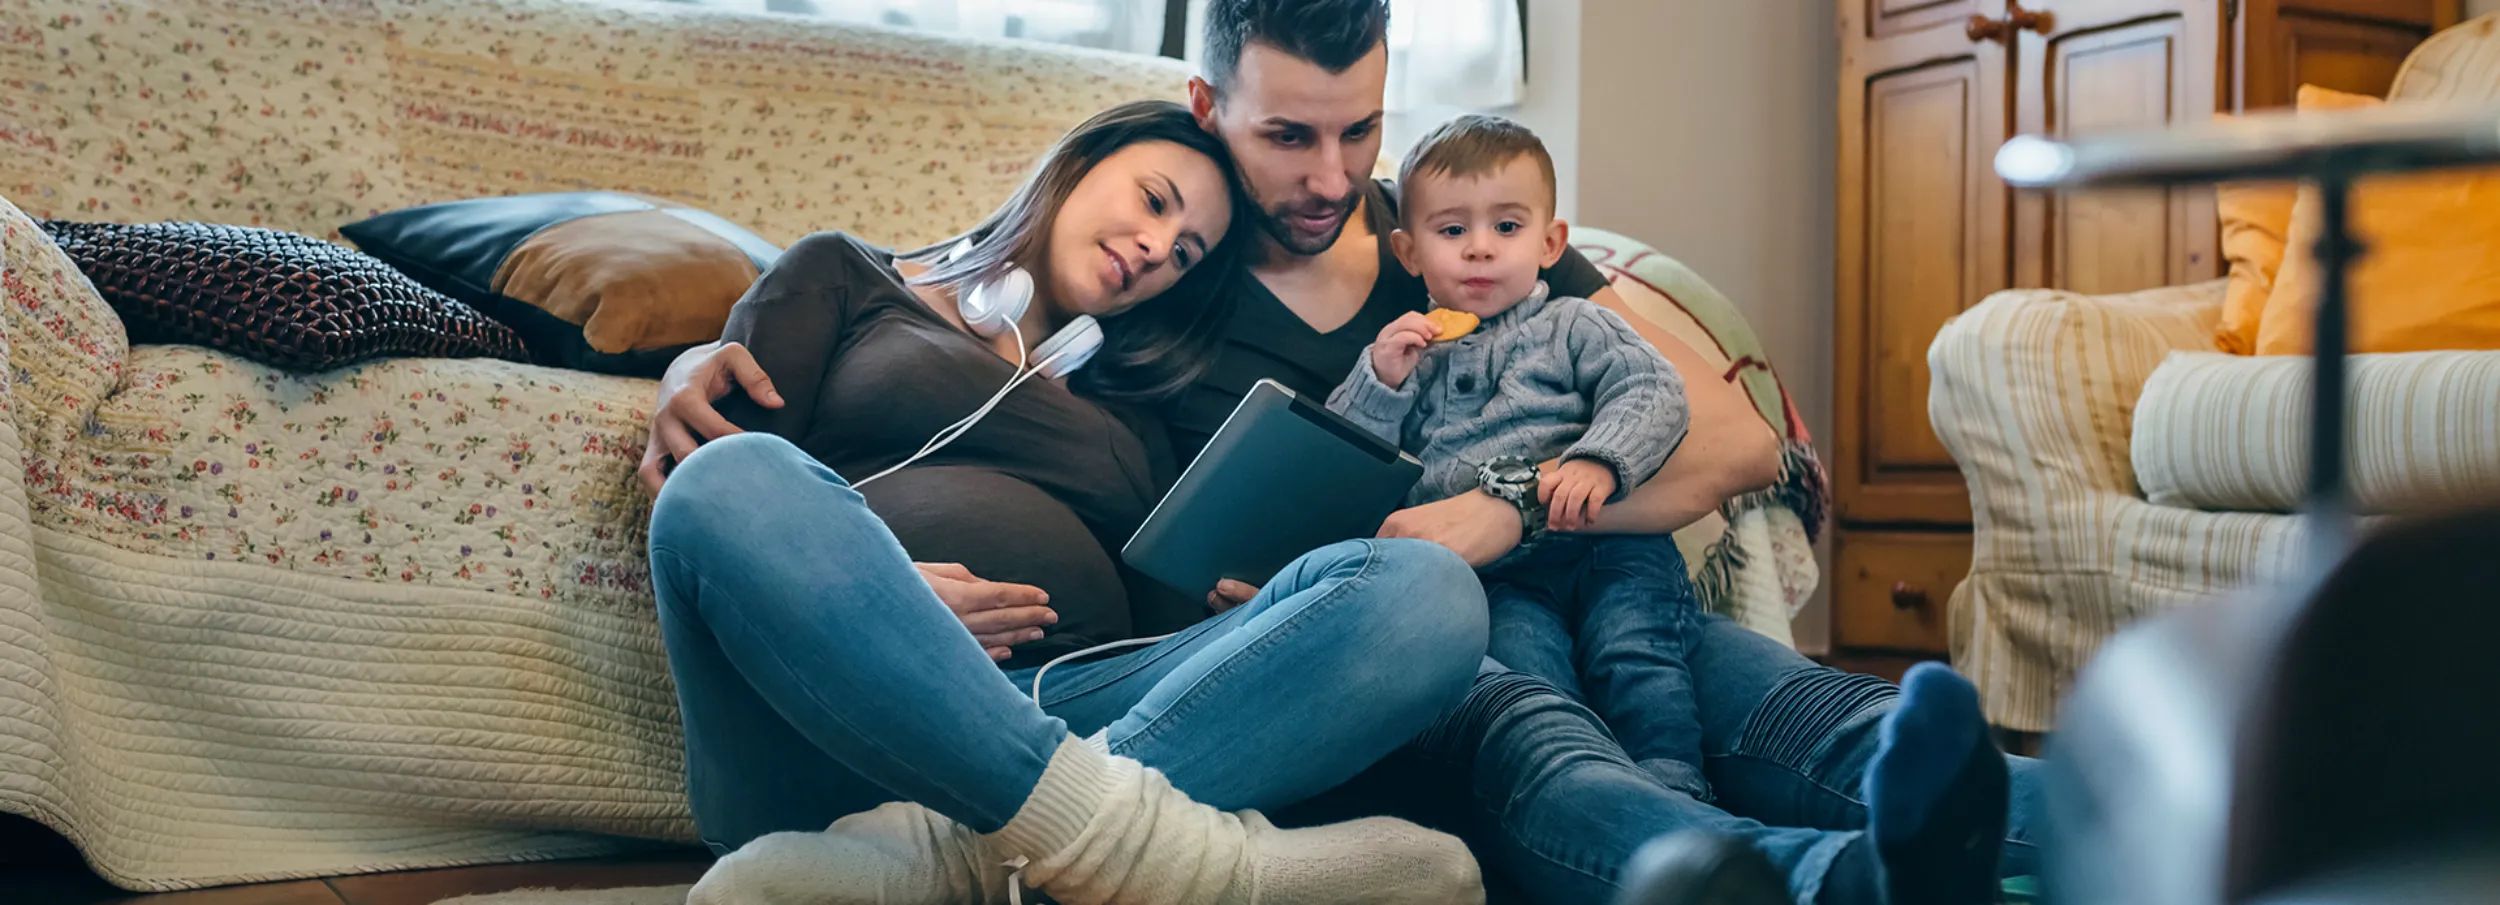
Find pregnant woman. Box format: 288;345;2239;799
643;100;1493;905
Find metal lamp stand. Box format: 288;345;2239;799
2301;170;2359;563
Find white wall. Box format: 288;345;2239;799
1387;0;1839;651
1579;0;1836;652
2472;0;2500;19
1382;2;1580;221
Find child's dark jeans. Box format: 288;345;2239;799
1479;532;1711;801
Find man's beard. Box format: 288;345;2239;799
1253;186;1363;256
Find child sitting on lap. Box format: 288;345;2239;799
1327;114;1710;800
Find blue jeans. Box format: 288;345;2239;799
1394;618;2044;905
1483;534;1709;800
648;432;1490;852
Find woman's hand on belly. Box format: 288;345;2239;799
916;562;1060;661
639;341;785;495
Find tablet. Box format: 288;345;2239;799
1122;379;1423;596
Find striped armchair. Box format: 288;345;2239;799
1927;15;2500;733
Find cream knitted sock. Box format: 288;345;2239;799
989;735;1484;905
686;801;1014;905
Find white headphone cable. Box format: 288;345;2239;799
1027;631;1179;705
853;319;1079;488
873;330;1071;481
838;304;1199;709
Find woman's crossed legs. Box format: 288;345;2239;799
647;432;1491;903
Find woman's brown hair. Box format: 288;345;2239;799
900;99;1249;405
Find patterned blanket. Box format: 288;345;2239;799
1573;229;1827;646
2;198;693;890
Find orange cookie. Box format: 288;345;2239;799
1425;309;1480;342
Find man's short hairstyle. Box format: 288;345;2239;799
1201;0;1391;96
1397;114;1559;219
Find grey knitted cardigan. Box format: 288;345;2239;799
1327;281;1688;507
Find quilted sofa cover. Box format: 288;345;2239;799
0;0;1187;889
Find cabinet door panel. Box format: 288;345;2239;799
2239;0;2455;110
2014;0;2223;293
1836;1;2008;524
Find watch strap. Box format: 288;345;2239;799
1477;456;1544;541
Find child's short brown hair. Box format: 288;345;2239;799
1396;114;1558;222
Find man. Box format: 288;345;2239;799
1170;8;1777;578
639;3;2031;902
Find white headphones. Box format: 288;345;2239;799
952;242;1103;380
852;242;1106;488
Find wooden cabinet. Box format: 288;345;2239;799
1836;0;2011;529
1833;531;1971;654
1830;0;2456;665
2011;0;2224;294
1827;531;1974;680
2241;0;2461;107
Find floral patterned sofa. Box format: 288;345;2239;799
0;0;1824;890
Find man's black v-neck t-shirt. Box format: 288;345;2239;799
1166;179;1613;462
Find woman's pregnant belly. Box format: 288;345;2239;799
858;465;1132;668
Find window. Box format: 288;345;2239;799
1383;0;1522;111
1174;0;1527;111
647;0;1177;56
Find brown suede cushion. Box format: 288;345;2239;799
38;219;529;370
339;193;780;377
490;208;761;356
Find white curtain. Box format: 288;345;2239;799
1384;0;1523;111
658;0;1168;55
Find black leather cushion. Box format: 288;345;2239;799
39;220;530;370
339;193;781;377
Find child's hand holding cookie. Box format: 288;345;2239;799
1369;311;1442;389
1370;309;1480;388
1540;458;1617;532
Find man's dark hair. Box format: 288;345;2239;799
1201;0;1391;95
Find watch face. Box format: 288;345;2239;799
1492;462;1537;484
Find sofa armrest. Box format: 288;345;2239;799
2;201;130;455
1929;281;2231;730
2134;348;2500;514
1928;280;2227;530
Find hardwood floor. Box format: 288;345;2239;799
325;854;715;905
15;874;352;905
4;816;712;905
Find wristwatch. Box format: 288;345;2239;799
1477;456;1546;541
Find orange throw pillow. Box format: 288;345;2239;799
2213;88;2380;354
2214;162;2295;355
2259;85;2500;355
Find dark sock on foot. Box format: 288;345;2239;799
1864;662;2007;905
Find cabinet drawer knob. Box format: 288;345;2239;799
1891;582;1930;609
